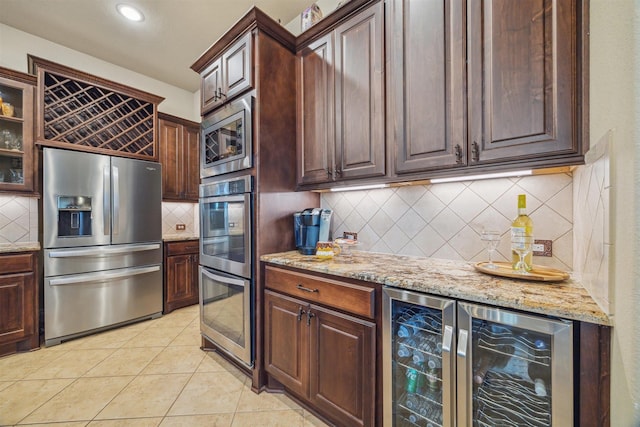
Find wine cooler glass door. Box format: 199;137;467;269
456;302;573;426
383;287;456;427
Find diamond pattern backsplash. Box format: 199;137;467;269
162;202;198;238
322;173;574;271
0;195;38;245
573;133;612;315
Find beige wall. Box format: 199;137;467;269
590;0;640;425
0;23;200;122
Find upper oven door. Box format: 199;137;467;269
201;93;253;178
200;192;252;279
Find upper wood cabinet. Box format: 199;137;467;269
390;0;585;177
467;0;582;165
297;1;385;187
200;32;253;114
388;0;466;175
158;113;200;201
0;68;36;194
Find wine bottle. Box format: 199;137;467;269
528;361;551;397
511;194;534;270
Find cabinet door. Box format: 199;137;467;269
389;0;466;174
0;273;35;346
158;119;182;200
166;254;197;306
183;125;200;201
0;75;35;193
468;0;577;163
264;290;309;397
309;305;376;427
223;32;253;101
297;33;335;185
201;58;223;114
334;2;385;180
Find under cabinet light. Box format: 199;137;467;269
430;170;533;184
329;183;388;192
117;4;145;22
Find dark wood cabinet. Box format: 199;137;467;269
390;0;585;177
200;32;253;115
264;266;376;427
388;0;466;174
0;67;36;194
467;0;582;165
297;1;385;186
164;240;199;314
0;251;38;357
158;114;200;201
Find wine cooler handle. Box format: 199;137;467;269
442;325;454;352
457;329;469;357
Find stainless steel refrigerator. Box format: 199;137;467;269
43;147;163;346
383;287;573;426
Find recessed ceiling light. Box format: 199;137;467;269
116;4;145;22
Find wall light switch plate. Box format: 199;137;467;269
533;240;552;257
175;224;186;231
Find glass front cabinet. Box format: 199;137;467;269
383;287;573;426
0;68;35;193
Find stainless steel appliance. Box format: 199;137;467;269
201;92;253;178
43;147;162;346
383;287;573;426
199;174;253;366
293;208;333;255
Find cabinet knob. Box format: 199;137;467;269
326;167;332;177
455;144;463;164
335;168;342;176
297;306;305;322
306;309;315;326
471;141;480;163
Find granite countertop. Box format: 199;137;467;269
0;242;41;253
260;251;611;326
163;235;199;242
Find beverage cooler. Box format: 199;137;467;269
383;287;573;426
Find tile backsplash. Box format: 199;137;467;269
573;134;612;315
322;173;573;271
161;202;198;237
0;195;38;245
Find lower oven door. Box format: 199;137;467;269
199;266;252;366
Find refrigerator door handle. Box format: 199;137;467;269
48;265;160;286
442;324;454;353
457;329;469;357
112;165;119;235
48;243;161;258
103;165;110;236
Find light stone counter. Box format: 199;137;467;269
0;242;40;253
260;251;611;326
162;234;199;242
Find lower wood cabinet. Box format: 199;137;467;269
0;251;38;356
264;266;376;427
164;240;199;314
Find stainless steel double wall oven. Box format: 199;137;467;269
199;93;255;367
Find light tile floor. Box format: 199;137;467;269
0;305;329;426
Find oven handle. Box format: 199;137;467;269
200;194;246;204
201;268;247;288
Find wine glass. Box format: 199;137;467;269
511;235;534;274
480;230;501;269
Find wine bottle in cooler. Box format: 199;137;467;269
511;194;533;270
528;361;551;397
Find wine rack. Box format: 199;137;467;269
30;56;164;161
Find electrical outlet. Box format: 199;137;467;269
533;239;552;257
175;224;186;231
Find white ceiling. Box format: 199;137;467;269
0;0;305;93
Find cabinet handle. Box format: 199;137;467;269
306;309;315;326
442;324;454;353
457;329;469;357
471;141;480;162
217;88;226;100
296;284;319;293
454;144;463;164
335;168;342;176
297;306;305;322
326;167;332;177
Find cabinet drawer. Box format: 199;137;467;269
265;266;375;319
165;240;200;256
0;252;35;275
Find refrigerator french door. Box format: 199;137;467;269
383;287;573;426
